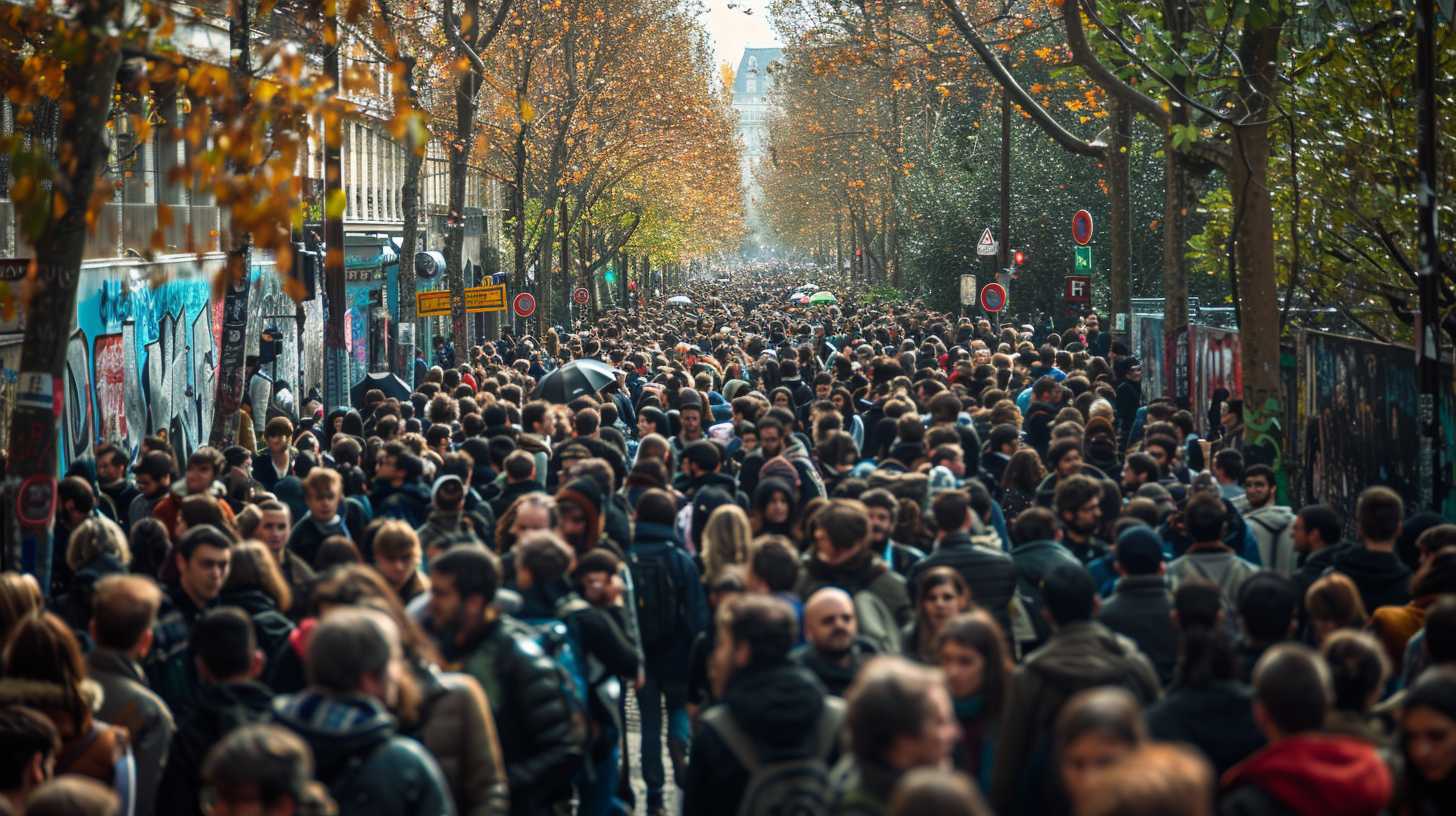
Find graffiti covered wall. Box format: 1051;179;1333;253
1188;325;1243;436
1133;315;1165;401
1298;330;1456;529
0;252;328;469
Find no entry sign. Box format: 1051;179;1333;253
1072;209;1094;246
572;287;590;306
980;282;1008;313
512;292;536;318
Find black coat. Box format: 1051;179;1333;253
1146;681;1264;776
682;662;839;816
1097;575;1179;686
909;532;1018;638
157;681;275;816
1332;546;1412;612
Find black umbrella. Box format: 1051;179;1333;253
534;357;618;404
350;371;411;410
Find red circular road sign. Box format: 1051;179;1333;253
1072;209;1094;245
572;287;590;306
980;282;1008;313
512;292;536;318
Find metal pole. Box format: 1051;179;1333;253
998;90;1011;278
323;3;348;409
1416;0;1445;512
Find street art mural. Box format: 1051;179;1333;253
1133;316;1165;401
1188;325;1243;437
1298;330;1456;531
9;253;333;471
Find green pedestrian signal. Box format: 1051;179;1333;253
605;269;618;285
1074;245;1093;274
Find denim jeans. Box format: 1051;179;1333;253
635;672;690;807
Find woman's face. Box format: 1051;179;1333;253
638;414;655;437
765;492;790;524
1404;706;1456;784
922;583;965;630
773;393;791;409
1057;449;1084;477
375;550;418;590
832;394;846;412
1060;733;1135;808
938;640;986;700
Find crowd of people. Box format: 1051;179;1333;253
3;266;1456;816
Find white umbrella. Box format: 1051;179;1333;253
666;295;693;307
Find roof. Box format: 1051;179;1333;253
733;47;784;99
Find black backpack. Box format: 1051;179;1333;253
700;697;846;816
630;548;681;649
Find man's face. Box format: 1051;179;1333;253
1056;450;1083;478
97;453;122;484
680;409;701;438
560;505;588;542
1146;445;1169;471
1244;475;1273;509
375;456;397;483
136;473;164;499
805;595;856;656
180;544;230;604
1127;365;1143;382
512;505;553;538
258;510;291;555
427;572;462;631
1066;497;1102;536
759;427;783;457
902;687;958;770
1121;464;1145;491
1221;408;1239;430
307;487;340;521
185;464;214;494
815;383;832;401
1292;514;1313;554
866;506;893;544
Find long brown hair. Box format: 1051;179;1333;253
935;609;1012;716
3;612;91;731
225;541;293;613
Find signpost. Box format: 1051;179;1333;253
959;276;977;306
416;290;451;317
1074;245;1093;274
464;283;506;313
980;282;1008;313
512;292;537;318
1064;275;1091;304
976;227;998;257
572;287;590;306
1072;209;1094;245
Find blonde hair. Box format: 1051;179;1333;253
0;571;43;644
225;541;293;613
66;516;131;572
702;504;752;586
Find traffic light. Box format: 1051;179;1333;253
1013;249;1026;266
605;268;618;286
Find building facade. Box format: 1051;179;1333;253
731;47;782;255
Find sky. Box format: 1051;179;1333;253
703;0;780;71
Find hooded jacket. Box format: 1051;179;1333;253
1146;681;1265;776
1332;546;1412;613
372;479;434;529
272;690;453;816
489;479;545;519
681;661;840;816
990;621;1161;814
1167;547;1262;609
157;680;274;816
1244;504;1297;575
631;521;709;677
1096;574;1179;686
1218;733;1392;816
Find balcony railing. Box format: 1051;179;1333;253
0;200;221;261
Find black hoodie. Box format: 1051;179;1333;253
157;681;274;816
682;661;837;816
1332;546;1412;612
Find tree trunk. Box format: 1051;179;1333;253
1231;21;1285;469
1162;132;1190;397
1106;98;1131;339
445;0;484;360
4;0;123;584
395;56;424;382
210;0;254;448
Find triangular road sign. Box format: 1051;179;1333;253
976;227;997;256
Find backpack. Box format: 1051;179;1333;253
851;591;901;656
700;696;846;816
629;549;682;650
520;596;593;720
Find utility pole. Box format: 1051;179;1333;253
1416;0;1445;512
210;0;253;447
322;1;348;409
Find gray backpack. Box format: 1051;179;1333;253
700;696;847;816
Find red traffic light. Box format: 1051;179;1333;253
627;281;636;290
1013;249;1026;266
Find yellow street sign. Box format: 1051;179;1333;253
465;283;507;313
416;290;451;317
